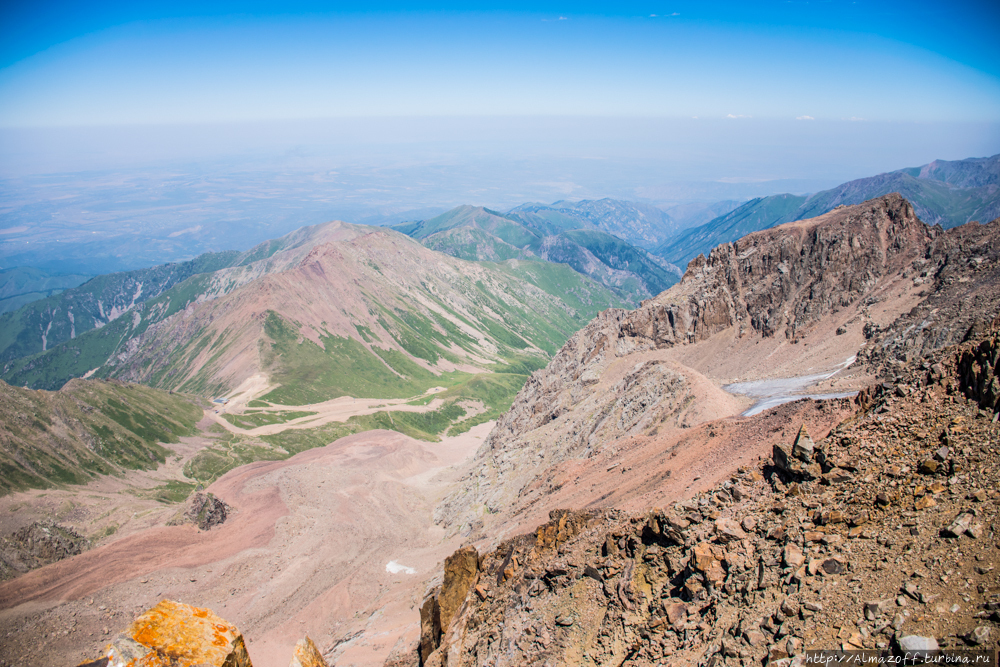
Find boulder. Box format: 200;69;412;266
783;544;805;569
714;518;748;543
167;492;230;530
95;599;252;667
898;634;939;659
665;601;688;627
773;443;794;473
792;426;815;462
289;636;327;667
942;513;974;538
438;545;479;632
966;627;990;645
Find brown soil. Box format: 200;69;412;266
0;423;491;667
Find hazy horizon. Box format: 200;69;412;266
2;1;999;274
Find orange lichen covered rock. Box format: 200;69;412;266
97;599;252;667
289;635;327;667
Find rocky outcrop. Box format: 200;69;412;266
497;194;931;448
166;492;230;530
412;329;1000;666
0;521;89;581
289;636;328;667
437;195;947;534
81;599;334;667
956;325;999;413
859;216;1000;375
90;599;252;667
420;546;480;665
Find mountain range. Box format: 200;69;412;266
1;221;623;399
0;267;92;315
655;153;1000;265
1;187;999;667
394;203;682;306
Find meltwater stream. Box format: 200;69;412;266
723;356;859;416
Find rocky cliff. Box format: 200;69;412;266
413;326;1000;667
859;218;1000;376
437;195;970;536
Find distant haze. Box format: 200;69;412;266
1;2;999;273
2;117;1000;274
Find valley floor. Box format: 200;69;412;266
0;419;492;667
0;362;868;667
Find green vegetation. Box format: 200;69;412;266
221;410;317;429
422;227;534;262
0;250;240;368
0;379;203;496
247;399;271;408
149;480;197;504
184;430;292;484
1;271;219;391
395;204;676;304
260;311;471;405
185;367;531;484
560;229;678;295
355;324;380;343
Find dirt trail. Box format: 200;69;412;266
208;386;453;436
0;422;492;667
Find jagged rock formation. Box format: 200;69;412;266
289;636;329;667
956;326;1000;413
89;599;252;667
166;492;230;531
859;218;1000;376
439;195;979;536
420;546;481;666
412;328;1000;666
0;521;89;581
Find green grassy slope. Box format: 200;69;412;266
398;205;677;305
0;251;240;369
560;230;678;296
1;272;219;391
0;378;202;495
184;370;533;485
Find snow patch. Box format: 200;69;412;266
386;561;416;575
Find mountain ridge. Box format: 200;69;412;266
655;154;1000;266
395;204;680;306
438;194;1000;541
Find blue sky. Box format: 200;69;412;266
1;1;999;126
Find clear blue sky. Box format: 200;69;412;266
1;0;999;126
